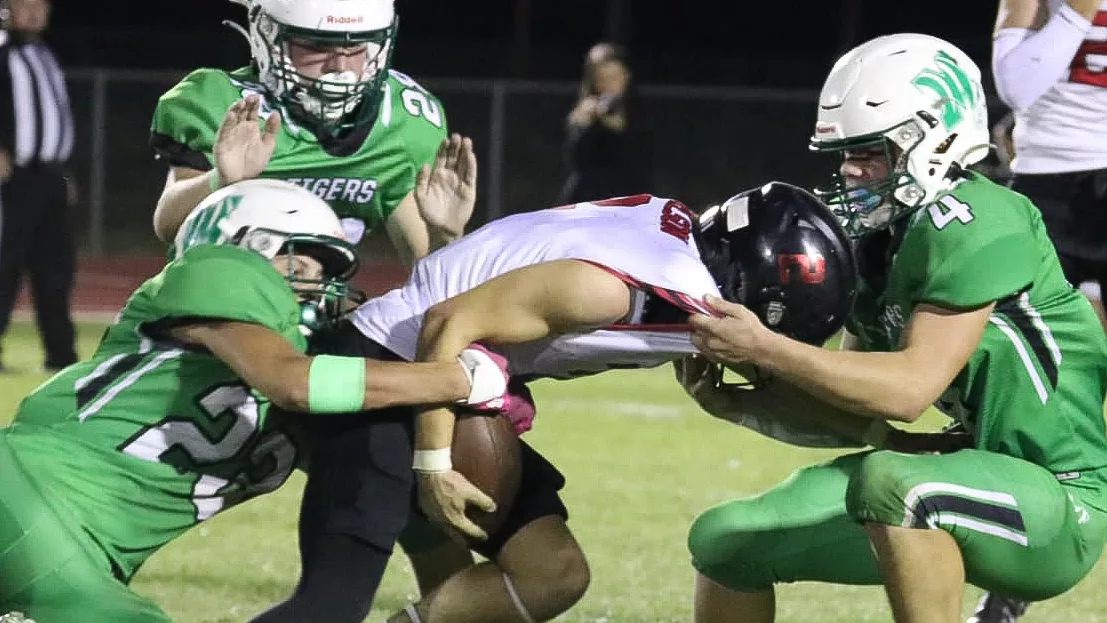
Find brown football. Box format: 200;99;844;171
451;410;523;541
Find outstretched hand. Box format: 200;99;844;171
213;95;281;187
415;133;478;241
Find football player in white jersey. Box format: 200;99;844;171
988;3;1107;619
283;181;954;622
993;0;1107;336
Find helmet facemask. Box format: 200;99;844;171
237;228;364;334
810;39;991;238
249;6;396;139
812;120;927;237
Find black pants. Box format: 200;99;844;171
250;319;415;623
0;164;76;368
1011;169;1107;287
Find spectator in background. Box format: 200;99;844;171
556;42;653;205
991;0;1107;342
0;0;77;374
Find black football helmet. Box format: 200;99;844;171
695;181;858;346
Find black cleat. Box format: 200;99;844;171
967;593;1029;623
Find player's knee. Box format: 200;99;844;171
495;512;589;613
556;543;591;606
502;538;589;621
845;450;915;526
536;539;591;607
687;502;775;591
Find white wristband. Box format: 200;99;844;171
862;420;890;449
413;448;452;473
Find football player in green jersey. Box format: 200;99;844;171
149;0;473;265
0;179;509;623
681;34;1107;623
148;0;479;618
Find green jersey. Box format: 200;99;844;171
847;172;1107;474
150;66;447;240
5;245;305;581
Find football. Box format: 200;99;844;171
451;410;523;540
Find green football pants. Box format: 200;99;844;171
0;433;172;623
688;449;1107;601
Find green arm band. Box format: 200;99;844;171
307;355;367;413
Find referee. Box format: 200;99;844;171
0;0;76;373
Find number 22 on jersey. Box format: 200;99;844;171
119;383;297;521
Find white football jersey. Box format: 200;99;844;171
350;195;721;379
1012;0;1107;173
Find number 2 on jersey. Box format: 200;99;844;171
390;70;443;128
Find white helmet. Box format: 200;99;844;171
242;0;397;138
175;178;361;330
809;33;990;236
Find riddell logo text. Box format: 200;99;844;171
326;15;365;24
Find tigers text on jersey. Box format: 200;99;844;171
4;245;306;581
1011;0;1107;174
351;195;720;379
150;67;447;242
848;173;1107;474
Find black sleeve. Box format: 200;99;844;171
149;132;213;170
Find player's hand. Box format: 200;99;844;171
213;95;281;187
415;468;496;543
415;133;477;242
689;295;768;366
567;96;602;127
673;355;737;414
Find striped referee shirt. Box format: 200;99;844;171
0;30;73;167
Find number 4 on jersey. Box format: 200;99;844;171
927;195;974;230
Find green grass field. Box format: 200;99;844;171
2;320;1106;622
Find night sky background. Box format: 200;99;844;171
52;1;1002;89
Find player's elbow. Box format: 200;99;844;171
153;193;182;243
422;300;452;334
879;391;931;423
992;59;1045;112
153;206;173;243
845;382;930;423
418;300;473;358
994;80;1039;113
